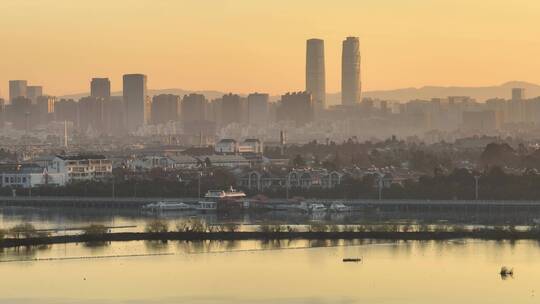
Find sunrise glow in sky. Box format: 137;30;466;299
1;0;540;96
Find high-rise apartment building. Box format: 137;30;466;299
9;96;32;130
181;94;214;143
123;74;148;131
276;92;314;126
9;80;28;103
509;88;526;123
512;88;525;101
78;96;105;134
27;86;43;104
151;94;181;125
54;99;79;128
35;95;55;125
0;99;5;127
341;37;362;105
306;39;326;112
91;78;111;100
247;93;269;125
104;96;126;135
181;94;207;123
221;93;244;126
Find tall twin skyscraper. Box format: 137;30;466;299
305;36;362;107
341;37;362;105
306;39;326;111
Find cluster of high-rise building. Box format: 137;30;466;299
0;36;362;138
10;36;540;145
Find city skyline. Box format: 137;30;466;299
2;2;540;304
2;0;540;97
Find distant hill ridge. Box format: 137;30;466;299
60;81;540;104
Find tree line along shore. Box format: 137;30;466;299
2;221;540;248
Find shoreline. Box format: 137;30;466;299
2;230;540;248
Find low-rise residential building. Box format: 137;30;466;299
170;155;199;169
0;164;67;188
238;168;343;191
215;139;237;154
215;138;264;155
48;155;112;182
287;169;343;189
197;155;251;168
127;156;176;171
238;139;264;154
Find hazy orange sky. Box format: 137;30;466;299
1;0;540;97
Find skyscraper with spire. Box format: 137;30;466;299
306;38;326;112
341;37;361;105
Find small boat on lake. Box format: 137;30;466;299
500;266;514;276
343;258;362;262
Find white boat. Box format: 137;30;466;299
197;201;218;212
142;201;192;212
330;202;352;212
205;187;246;200
310;203;327;212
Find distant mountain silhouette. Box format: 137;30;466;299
60;81;540;104
326;81;540;105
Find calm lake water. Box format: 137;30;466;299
0;239;539;303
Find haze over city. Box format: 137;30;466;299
3;1;540;304
2;0;540;97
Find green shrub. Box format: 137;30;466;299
221;223;239;232
10;223;38;238
309;223;329;232
177;218;208;233
83;224;108;237
145;220;169;233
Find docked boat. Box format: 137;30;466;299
142;201;192;212
330;202;352;212
310;203;327;212
205;187;246;200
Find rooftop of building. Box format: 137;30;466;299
55;154;107;161
218;139;237;143
197;155;249;162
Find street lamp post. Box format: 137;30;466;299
286;175;290;200
198;171;202;199
112;176;115;199
474;176;480;200
378;174;383;201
